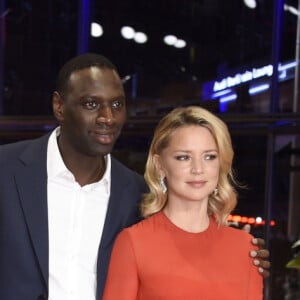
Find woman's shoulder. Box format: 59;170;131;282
218;223;255;246
122;212;163;237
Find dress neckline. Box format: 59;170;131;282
158;210;217;237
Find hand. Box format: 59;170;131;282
250;238;270;278
242;224;271;278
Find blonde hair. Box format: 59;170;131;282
141;106;238;225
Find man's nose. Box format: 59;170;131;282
96;105;114;125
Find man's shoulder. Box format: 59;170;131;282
111;156;143;179
0;133;50;161
110;156;148;191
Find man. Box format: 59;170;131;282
0;53;270;300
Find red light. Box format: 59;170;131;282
241;217;248;223
248;217;255;224
227;214;276;227
232;215;242;222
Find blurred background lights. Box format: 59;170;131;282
121;27;147;44
174;39;186;48
256;216;263;223
163;35;177;46
121;26;135;39
243;0;257;9
121;74;131;83
164;35;186;48
134;32;148;44
227;214;276;226
284;4;300;16
90;22;103;37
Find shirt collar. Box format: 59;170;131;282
47;127;111;192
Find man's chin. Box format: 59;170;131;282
90;143;115;157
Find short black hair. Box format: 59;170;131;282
56;53;118;95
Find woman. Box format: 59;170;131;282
103;106;263;299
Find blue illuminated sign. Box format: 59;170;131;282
202;60;297;101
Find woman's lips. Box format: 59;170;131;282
186;180;207;188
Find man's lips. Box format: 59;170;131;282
91;130;115;145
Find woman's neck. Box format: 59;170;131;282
163;203;210;233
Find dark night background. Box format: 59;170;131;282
1;1;300;298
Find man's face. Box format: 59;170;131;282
54;66;127;157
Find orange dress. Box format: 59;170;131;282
103;211;263;300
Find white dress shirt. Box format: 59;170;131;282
47;128;111;300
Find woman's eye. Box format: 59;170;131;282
204;154;217;160
175;155;189;161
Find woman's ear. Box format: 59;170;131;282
52;91;64;122
153;154;165;177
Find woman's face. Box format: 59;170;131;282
156;125;220;205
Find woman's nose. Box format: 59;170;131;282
191;160;204;174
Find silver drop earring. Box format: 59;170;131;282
213;187;218;196
160;176;167;194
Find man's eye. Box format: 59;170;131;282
83;101;99;110
111;100;123;110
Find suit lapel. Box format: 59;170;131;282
99;158;136;249
15;134;49;290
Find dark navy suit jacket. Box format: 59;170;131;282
0;133;148;300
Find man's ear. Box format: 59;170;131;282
52;91;64;122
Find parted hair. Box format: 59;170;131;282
56;53;118;96
141;106;238;225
